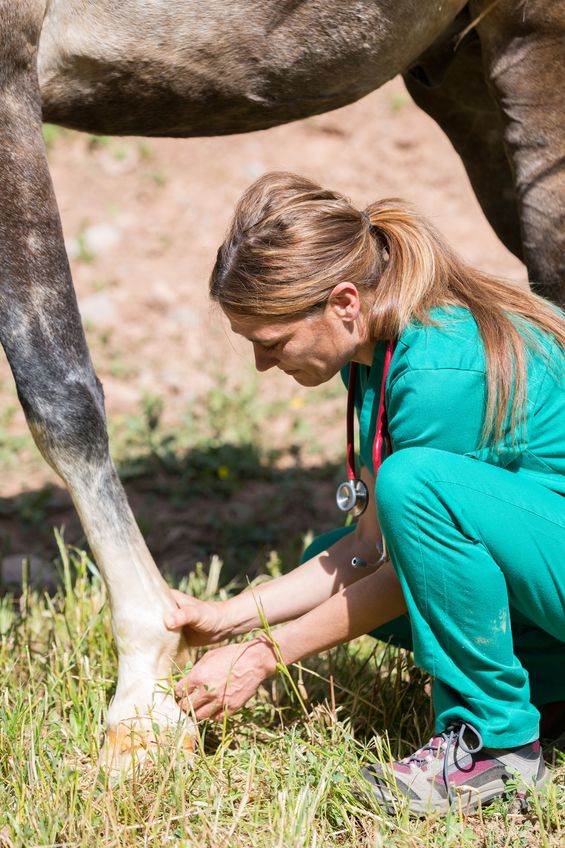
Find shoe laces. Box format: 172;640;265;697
443;722;483;806
405;722;483;806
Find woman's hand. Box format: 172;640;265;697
175;638;277;720
165;590;232;647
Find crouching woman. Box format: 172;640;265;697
166;172;565;813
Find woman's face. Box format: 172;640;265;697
226;284;372;386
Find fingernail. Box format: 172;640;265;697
165;614;177;628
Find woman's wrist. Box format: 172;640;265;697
221;594;260;638
247;634;280;677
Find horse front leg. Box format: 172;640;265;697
69;470;195;767
0;1;193;769
474;0;565;306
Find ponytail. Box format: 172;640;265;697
364;199;451;339
364;199;565;445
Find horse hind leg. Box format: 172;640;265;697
472;0;565;306
0;3;194;770
403;11;524;268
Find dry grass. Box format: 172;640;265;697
0;541;563;847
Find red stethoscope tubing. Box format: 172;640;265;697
346;339;395;481
346;361;359;481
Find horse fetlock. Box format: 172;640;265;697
113;604;189;672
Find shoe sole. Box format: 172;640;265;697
363;770;551;816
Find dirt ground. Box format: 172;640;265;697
0;76;528;587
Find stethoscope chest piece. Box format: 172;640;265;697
336;478;368;517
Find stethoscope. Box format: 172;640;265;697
336;340;395;567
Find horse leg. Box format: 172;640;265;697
0;1;193;769
472;0;565;306
403;10;524;266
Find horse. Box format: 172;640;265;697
2;0;563;768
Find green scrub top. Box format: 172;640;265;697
340;306;565;496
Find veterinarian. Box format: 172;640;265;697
165;172;565;813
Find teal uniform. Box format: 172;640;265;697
303;306;565;747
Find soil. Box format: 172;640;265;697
0;77;528;588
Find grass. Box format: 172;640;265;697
0;541;563;847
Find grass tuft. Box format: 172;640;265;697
0;545;563;846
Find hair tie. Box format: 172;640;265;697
360;210;372;228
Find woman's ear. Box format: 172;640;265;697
328;282;361;322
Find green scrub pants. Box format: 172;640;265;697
303;448;565;748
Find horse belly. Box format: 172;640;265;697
38;0;467;137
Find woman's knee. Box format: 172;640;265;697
376;448;442;524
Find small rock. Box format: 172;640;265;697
167;306;201;328
80;292;118;326
151;280;177;306
66;223;122;260
81;223;122;257
1;554;58;592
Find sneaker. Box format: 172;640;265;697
361;722;548;815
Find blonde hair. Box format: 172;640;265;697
210;171;565;446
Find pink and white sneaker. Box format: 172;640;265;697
361;722;548;814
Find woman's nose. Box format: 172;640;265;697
253;345;278;372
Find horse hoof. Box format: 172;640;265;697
99;720;196;773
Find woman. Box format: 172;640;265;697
165;172;565;813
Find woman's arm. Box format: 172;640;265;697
167;466;385;641
271;558;406;664
177;557;407;719
226;465;383;633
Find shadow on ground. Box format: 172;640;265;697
0;440;343;592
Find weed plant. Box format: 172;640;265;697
0;540;563;847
